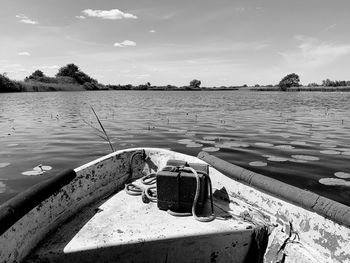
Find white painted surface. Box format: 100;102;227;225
1;148;349;262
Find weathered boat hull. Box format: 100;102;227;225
0;148;349;263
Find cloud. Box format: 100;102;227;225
16;14;38;24
18;51;31;56
82;9;137;20
41;65;60;69
280;36;350;69
149;29;156;33
324;23;337;32
75;15;86;19
113;40;136;47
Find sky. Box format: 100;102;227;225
1;0;350;86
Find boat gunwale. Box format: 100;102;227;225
198;151;350;229
0;148;142;236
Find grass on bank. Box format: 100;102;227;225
249;86;350;92
20;81;86;92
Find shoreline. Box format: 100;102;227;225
2;80;350;93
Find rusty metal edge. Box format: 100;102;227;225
198;151;350;228
0;169;76;235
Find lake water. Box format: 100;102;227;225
1;90;350;206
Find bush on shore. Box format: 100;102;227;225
0;73;24;92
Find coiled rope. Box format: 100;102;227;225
125;165;215;222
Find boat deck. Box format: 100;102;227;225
26;179;266;263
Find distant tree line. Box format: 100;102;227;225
2;65;350;93
278;74;350;91
307;79;350;87
1;64;102;92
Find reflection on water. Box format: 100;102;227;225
1;90;350;205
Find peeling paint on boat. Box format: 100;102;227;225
0;148;349;263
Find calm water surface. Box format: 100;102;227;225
1;90;350;205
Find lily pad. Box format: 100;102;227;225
319;178;350;187
185;131;196;136
202;147;220;152
215;142;249;149
290;141;307;146
291;155;320;161
334;172;350;179
267;157;289;162
198;140;216;145
274;145;295;150
203;136;220;141
22;164;52;176
34;165;52;171
0;163;10;168
255;142;274;147
186;142;203;148
249;161;267;167
22;170;44;176
177;139;193;144
320;150;340;155
336;148;350;152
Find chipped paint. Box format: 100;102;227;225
0;148;349;263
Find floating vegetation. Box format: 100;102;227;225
319;178;350;187
185;142;203;148
335;148;350;152
262;154;274;158
274;145;295;150
267;156;289;162
249;161;267;167
290;141;307;146
320;143;337;148
22;164;52;176
291;155;320;161
202;136;219;141
320;150;340;155
334;172;350;179
342;151;350;156
0;182;6;193
185;131;196;136
198;140;216;145
177;139;193;144
215;142;249;149
0;163;10;168
254;142;274;147
202;147;220;152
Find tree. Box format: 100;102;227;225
56;63;97;85
56;63;80;78
278;73;300;91
0;73;22;92
189;79;201;89
25;70;45;81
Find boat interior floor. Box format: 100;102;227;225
25;178;267;262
